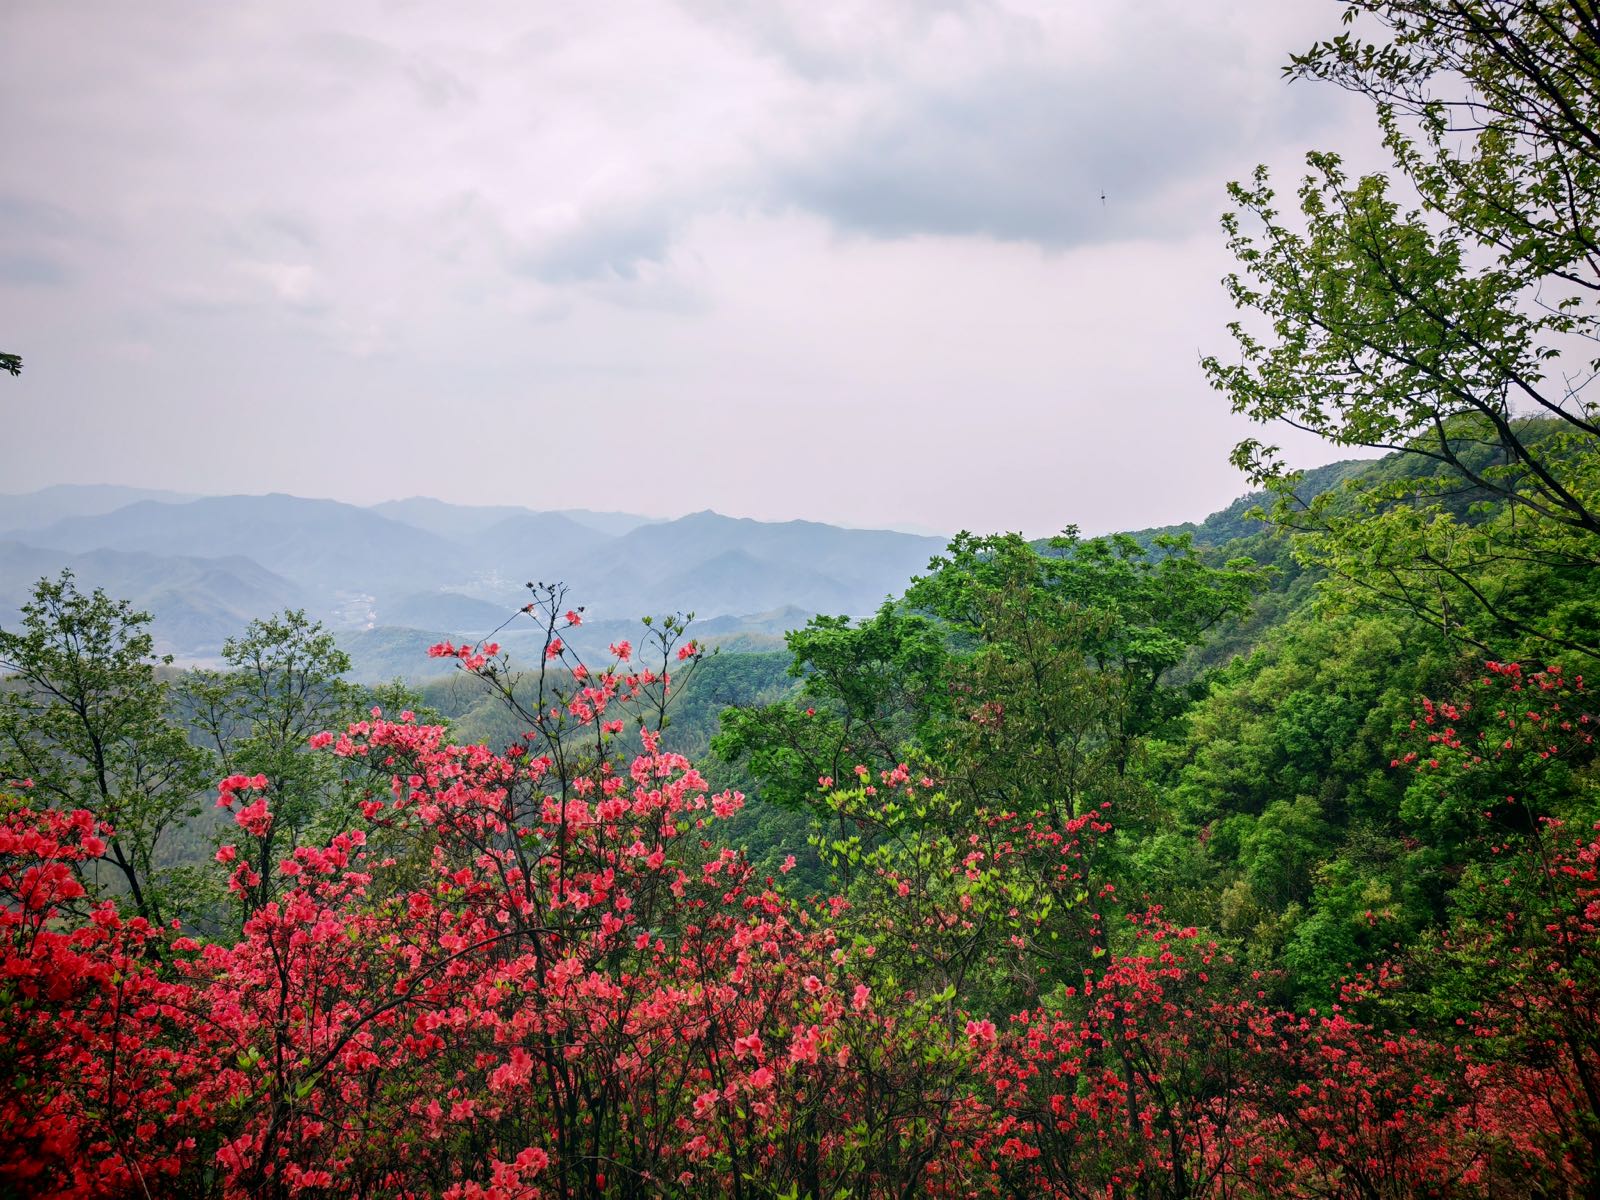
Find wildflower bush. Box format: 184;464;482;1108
3;585;1598;1198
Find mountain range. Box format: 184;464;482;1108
0;487;945;677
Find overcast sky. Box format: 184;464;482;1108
1;0;1380;536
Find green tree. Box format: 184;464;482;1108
712;603;948;814
0;571;210;922
909;531;1262;779
717;532;1259;821
1204;0;1600;661
182;609;359;913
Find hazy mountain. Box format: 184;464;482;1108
370;507;940;624
568;511;943;620
469;512;611;579
16;494;462;597
0;541;305;656
336;605;809;683
647;548;860;617
557;509;665;537
606;510;941;579
2;489;946;675
369;497;541;541
0;484;196;535
372;497;660;541
1124;458;1373;550
692;605;814;636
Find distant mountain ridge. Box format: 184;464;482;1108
21;494;464;597
0;452;1531;680
1;466;1432;680
0;484;198;535
370;498;663;541
0;540;304;657
0;487;946;677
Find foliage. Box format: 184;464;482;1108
0;617;995;1199
0;570;211;923
1411;822;1600;1189
716;532;1259;826
713;603;947;815
0;805;205;1196
180;611;367;917
1205;0;1600;663
1;516;1598;1199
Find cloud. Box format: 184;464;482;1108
0;2;1345;298
769;65;1194;247
0;193;94;239
510;202;681;283
0;252;70;286
0;193;104;288
679;0;1005;83
230;212;321;255
238;261;328;313
0;0;1380;536
404;58;477;110
694;0;1344;251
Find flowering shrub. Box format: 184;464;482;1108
1397;661;1595;842
0;610;987;1198
2;639;1598;1198
0;806;213;1196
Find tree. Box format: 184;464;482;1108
716;532;1259;824
716;534;1259;1018
906;531;1261;787
0;352;20;377
1204;0;1600;661
712;602;948;814
182;610;362;915
0;571;209;923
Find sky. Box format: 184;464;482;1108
0;0;1382;537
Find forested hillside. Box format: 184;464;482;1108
4;3;1600;1198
